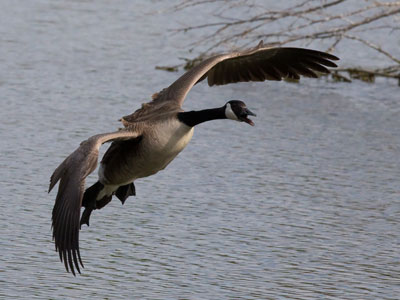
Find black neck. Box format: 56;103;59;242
177;106;226;127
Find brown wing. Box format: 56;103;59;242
119;101;182;128
152;41;339;107
49;129;141;275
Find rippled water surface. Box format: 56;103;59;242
1;1;399;299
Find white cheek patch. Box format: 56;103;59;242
225;103;239;121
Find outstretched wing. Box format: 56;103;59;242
152;41;339;107
49;129;141;275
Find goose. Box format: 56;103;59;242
49;41;339;275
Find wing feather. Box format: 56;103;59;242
49;129;140;275
262;62;283;81
291;63;318;78
301;59;330;74
151;42;338;106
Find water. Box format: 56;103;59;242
1;1;399;299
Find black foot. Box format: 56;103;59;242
115;182;136;204
80;208;93;228
82;181;103;208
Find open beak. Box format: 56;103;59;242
243;108;256;126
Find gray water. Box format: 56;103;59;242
1;1;399;299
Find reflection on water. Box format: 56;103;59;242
0;1;399;299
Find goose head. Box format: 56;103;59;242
225;100;256;126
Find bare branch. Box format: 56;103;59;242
167;0;400;83
343;34;400;64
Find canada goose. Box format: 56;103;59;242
49;41;338;275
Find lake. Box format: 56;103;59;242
0;1;399;299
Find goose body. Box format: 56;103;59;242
97;117;194;198
100;116;193;186
49;41;339;275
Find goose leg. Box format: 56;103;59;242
80;195;112;228
115;182;136;205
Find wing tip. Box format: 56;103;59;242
325;53;340;61
55;240;84;276
313;50;340;63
